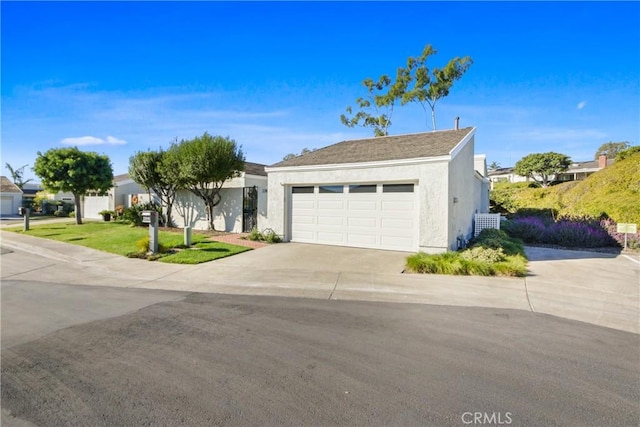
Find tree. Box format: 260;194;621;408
401;44;473;130
594;141;630;160
33;147;113;224
615;145;640;161
5;163;33;190
129;146;182;227
341;44;472;135
340;71;409;137
514;152;571;188
488;161;501;170
172;133;245;230
282;147;316;161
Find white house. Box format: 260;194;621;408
0;176;23;216
264;126;490;253
170;162;268;233
83;173;147;219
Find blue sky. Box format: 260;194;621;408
2;1;639;181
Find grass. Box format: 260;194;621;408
405;229;528;277
490;152;640;224
6;221;251;264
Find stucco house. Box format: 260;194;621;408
264;126;490;253
0;176;23;216
83;173;147;219
170;162;268;233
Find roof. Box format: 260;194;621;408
487;167;515;176
269;127;475;168
567;158;615;172
0;176;23;193
244;162;267;177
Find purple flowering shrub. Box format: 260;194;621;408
501;216;547;243
503;216;620;248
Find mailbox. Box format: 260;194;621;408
142;211;152;224
18;207;26;216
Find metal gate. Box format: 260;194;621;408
242;186;258;233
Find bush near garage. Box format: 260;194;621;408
405;228;527;277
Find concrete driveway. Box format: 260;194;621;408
214;242;409;274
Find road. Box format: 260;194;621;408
2;280;638;427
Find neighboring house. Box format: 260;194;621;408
83;173;146;219
487;167;530;186
171;162;268;233
0;176;23;216
264;127;490;253
488;155;614;188
557;155;614;182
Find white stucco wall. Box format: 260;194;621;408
170;174;267;232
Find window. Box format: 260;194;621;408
319;185;344;194
349;184;377;193
382;184;414;193
292;186;314;194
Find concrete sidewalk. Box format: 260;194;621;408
1;230;638;333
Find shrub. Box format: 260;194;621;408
502;216;620;248
460;246;506;263
246;227;282;243
501;217;547;243
134;236;167;254
122;202;164;227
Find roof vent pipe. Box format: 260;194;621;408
454;116;460;130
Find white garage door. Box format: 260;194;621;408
1;196;14;215
291;183;418;251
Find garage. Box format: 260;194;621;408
1;196;14;215
266;126;490;254
290;183;418;251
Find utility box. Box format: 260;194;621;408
142;211;159;253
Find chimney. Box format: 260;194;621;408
598;155;607;169
454;116;460;130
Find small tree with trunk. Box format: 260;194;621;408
33;147;113;224
514;152;571;187
129;146;182;227
173;133;245;230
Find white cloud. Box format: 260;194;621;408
60;135;127;146
577;101;587;110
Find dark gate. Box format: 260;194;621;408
242;186;258;233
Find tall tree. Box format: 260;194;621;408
341;44;472;135
4;163;33;190
173;133;245;230
401;44;473;131
282;147;316;161
340;74;407;137
33;147;113;224
488;161;501;170
594;141;630;160
514;152;571;187
129;146;181;227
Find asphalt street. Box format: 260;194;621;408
2;281;638;427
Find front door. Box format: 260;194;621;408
242;186;258;232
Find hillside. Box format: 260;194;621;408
491;152;640;224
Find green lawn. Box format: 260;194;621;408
6;221;251;264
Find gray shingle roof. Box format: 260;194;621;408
269;127;474;168
244;162;267;177
1;176;23;193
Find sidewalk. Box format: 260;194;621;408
1;230;638;334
